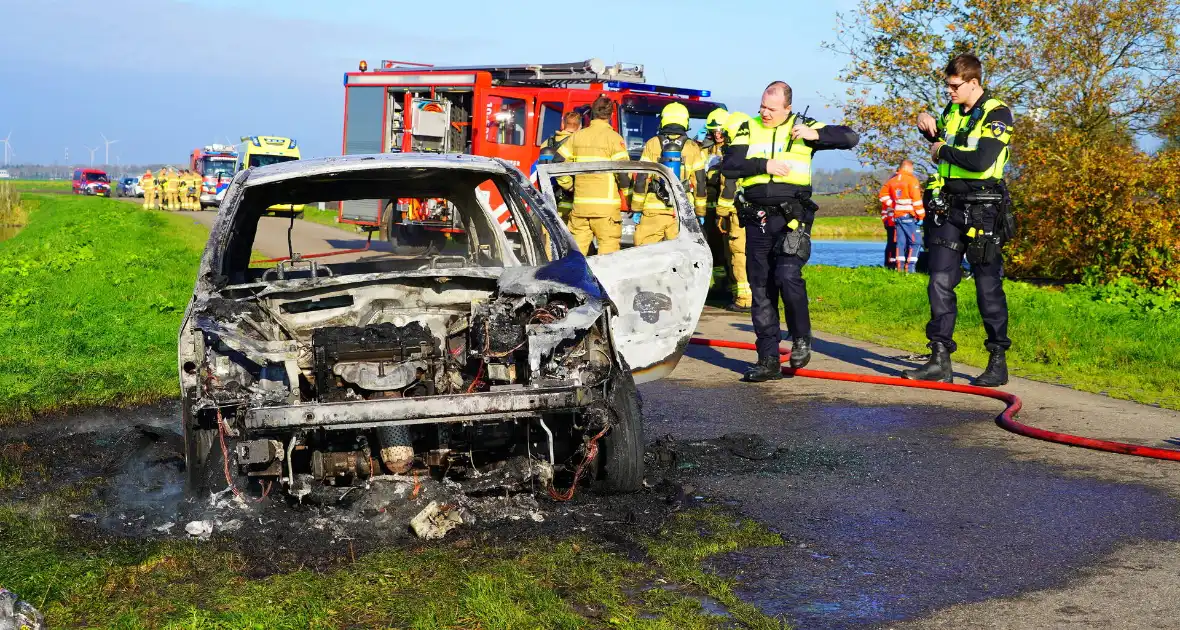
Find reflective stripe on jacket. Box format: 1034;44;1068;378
556;120;632;218
879;171;925;220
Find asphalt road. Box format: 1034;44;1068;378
183;208;387;264
166;209;1180;627
670;313;1180;629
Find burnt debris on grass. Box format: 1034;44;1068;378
0;406;835;628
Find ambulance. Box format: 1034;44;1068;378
238;135;302;213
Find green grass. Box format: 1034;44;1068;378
0;495;789;628
0;194;208;422
806;266;1180;409
810;216;883;241
4;179;71;193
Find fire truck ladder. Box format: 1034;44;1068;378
379;58;646;87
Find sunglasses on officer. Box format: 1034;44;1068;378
945;78;977;92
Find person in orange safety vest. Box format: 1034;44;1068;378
878;159;925;272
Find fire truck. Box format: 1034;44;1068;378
338;58;725;252
189;144;238;207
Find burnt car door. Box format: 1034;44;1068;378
534;161;712;383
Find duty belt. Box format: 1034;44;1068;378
946;191;1004;204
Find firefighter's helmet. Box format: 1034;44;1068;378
705;107;729;130
660;102;690;129
724;111;752;139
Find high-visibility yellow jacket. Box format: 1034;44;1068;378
555;119;632;218
631;133;707;216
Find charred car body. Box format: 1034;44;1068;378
178;154;709;497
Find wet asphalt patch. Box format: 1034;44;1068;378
641;378;1180;629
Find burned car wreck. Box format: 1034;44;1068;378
178;154;710;498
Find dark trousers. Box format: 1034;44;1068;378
746;213;810;359
925;217;1010;353
884;223;897;268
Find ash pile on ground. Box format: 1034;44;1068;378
1;405;851;571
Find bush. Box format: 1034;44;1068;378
1007;123;1180;287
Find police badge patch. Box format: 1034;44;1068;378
985;120;1009;137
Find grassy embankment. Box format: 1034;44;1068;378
0;194;207;421
809;193;881;240
805;265;1180;409
5;179;72;193
810;216;882;240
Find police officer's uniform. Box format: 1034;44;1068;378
723;113;859;380
904;91;1015;386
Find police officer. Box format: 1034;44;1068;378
630;102;707;245
554;96;632;255
723;81;859;382
535;111;582;219
903;54;1015;387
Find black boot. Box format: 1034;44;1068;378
743;356;784;382
902;342;953;383
971;347;1008;387
789;336;812;369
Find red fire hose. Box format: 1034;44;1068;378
688;337;1180;462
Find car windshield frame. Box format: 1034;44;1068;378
85;173;109;182
209;158;569;288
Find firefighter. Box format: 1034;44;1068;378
177;170;190;211
141;169;155;210
188;170;201;210
155;169;167;210
722;81;859;382
711;110;754;311
535;111;582;219
630;102;707;246
700;107;729;272
903;53;1015;387
164;168;180;211
554;96;632;255
879;159;925;272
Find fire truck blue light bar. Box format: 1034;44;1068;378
606;81;711;98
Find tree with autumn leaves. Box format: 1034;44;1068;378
829;0;1180;286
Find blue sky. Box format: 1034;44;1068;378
0;0;863;169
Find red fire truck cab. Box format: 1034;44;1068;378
338;59;725;248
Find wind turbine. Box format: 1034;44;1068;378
84;145;98;167
100;133;119;165
0;132;12;166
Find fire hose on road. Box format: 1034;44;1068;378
688;337;1180;463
